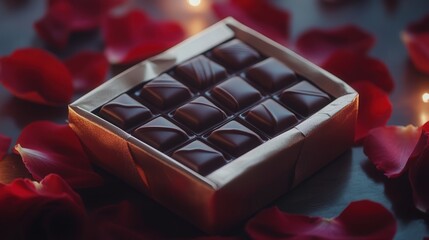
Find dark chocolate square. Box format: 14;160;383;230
246;58;297;92
212;39;261;70
211;77;262;112
139;73;192;110
172;140;226;175
245;99;298;135
133;117;188;152
208;121;263;157
173;97;226;133
99;94;152;129
279;81;331;117
176;55;228;90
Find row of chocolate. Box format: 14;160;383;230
97;39;332;176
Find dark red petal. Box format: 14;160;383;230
352;81;392;143
246;200;396;239
401;14;429;74
409;121;429;160
102;10;185;64
0;134;11;159
34;1;73;49
322;51;394;93
363;125;421;178
35;0;126;48
409;146;429;213
0;48;73;106
212;0;290;44
15;121;103;188
295;25;375;65
64;51;109;92
0;174;86;239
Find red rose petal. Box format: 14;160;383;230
246;200;396;239
295;25;375;65
15;121;103;189
35;0;126;48
34;1;73;49
363;125;421;178
212;0;290;44
0;174;86;239
352;81;392;143
401;14;429;74
409;146;429;213
0;48;73;106
410;122;429;160
0;134;11;160
102;10;185;64
322;51;394;93
64;51;109;92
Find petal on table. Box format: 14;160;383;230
35;0;126;48
64;51;109;93
322;51;394;93
409;146;429;213
352;81;392;144
0;48;73;106
363;125;421;178
0;174;86;239
0;134;11;160
401;14;429;74
212;0;290;45
15;121;103;188
246;200;396;240
295;25;375;65
102;10;185;65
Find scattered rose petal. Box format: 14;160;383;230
64;51;109;92
352;81;392;143
0;134;11;159
409;122;429;160
15;121;103;188
0;174;86;239
363;125;421;178
409;146;429;213
401;14;429;74
35;0;126;48
246;200;396;240
295;25;375;65
212;0;290;44
0;48;73;106
322;51;394;93
102;10;185;64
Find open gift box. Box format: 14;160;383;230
68;17;358;233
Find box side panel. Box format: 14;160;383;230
205;132;304;233
127;143;218;233
68;106;149;193
292;94;358;186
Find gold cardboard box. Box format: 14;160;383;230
68;18;358;233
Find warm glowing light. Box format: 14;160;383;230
187;0;201;7
422;93;429;103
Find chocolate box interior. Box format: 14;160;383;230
69;18;358;233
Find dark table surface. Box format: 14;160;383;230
1;1;429;239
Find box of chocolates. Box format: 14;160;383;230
68;18;358;233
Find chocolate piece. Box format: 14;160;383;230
211;77;262;111
176;55;228;90
139;73;192;110
208;121;263;157
279;81;331;117
173;97;226;133
99;94;152;129
133;117;188;152
172;140;225;175
245;99;298;135
246;58;297;92
212;39;261;70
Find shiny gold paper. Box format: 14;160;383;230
69;18;358;233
